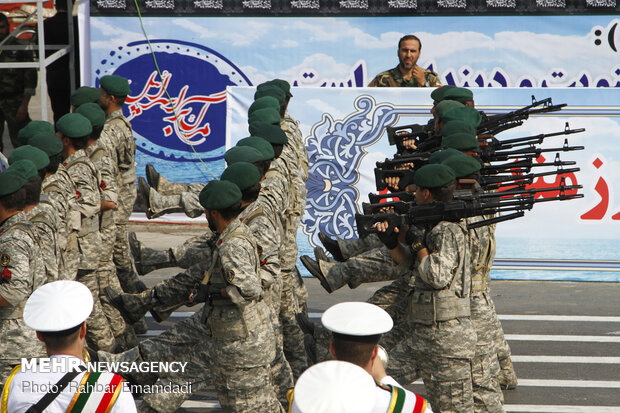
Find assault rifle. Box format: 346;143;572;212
480;155;576;176
368;191;415;204
477;96;567;136
385;121;434;153
480;166;580;190
480;139;584;163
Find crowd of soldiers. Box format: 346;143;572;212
0;66;532;412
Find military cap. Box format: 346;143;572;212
24;280;93;332
224;146;263;165
248;107;281;125
56;113;93;139
254;85;286;104
249;96;280;115
198;180;242;210
100;74;131;96
249;122;288;145
291;361;376;413
442;132;479;151
434;100;465;120
0;163;29;196
442;87;474;104
440;120;476;137
442;106;482;128
414;164;456;189
430;85;457;102
70;86;102;108
270;79;292;97
428;148;463;164
322;302;393;336
29;133;63;156
10;159;38;181
17;121;55;145
221;162;261;191
75;102;106;128
237;136;275;161
442;153;481;178
8;145;50;170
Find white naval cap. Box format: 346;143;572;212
23;280;93;332
321;301;393;336
291;360;376;413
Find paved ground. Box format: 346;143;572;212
129;221;620;413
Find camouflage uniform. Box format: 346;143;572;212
337;234;383;260
0;212;46;386
105;110;140;294
25;195;61;282
87;139;136;348
0;37;36;148
63;149;116;352
388;220;476;413
468;218;505;412
148;188;203;219
136;230;213;272
368;66;440;88
41;165;80;280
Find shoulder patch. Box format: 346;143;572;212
0;254;9;266
1;267;12;283
225;270;235;283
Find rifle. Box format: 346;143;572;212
485;123;585;148
368;191;415;204
386;122;434;153
482;139;584;163
374;168;416;191
480;166;580;190
375;153;431;170
481;155;576;176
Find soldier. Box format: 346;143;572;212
56;112;117;352
0;160;46;387
0;13;37;150
16;120;55;146
28;132;81;281
8;146;61;283
381;164;476;412
368;35;440;88
2;280;136;412
70;86;102;112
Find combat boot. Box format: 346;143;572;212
300;255;333;293
499;356;518;389
313;247;334;263
318;232;345;261
145;164;190;195
140;177;184;219
105;287;157;324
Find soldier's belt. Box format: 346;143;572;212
408;290;471;325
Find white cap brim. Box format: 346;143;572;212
321;301;393;336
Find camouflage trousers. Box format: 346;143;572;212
0;96;30;149
138;311;282;413
114;182;141;293
487;291;512;361
471;294;505;412
150;189;203;219
337;234;383;260
140;232;212;271
76;269;117;352
0;319;46;388
58;231;79;280
156;176;202;196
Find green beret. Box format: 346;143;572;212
0;164;28;196
29;132;63;156
442;87;474;104
56;113;93;139
8;145;50;170
440;120;476;138
254;86;286;104
441;107;482;128
17;121;55;145
221;162;261;191
249;96;280;115
435;100;464;120
442;154;481;178
70;86;102;107
75;102;106;128
249;122;288;145
248;107;281;125
100;75;131;96
413;164;456;189
9;159;38;181
224;146;264;165
428;148;462;164
442;132;479;151
270;79;292;97
237;136;275;161
198;180;242;210
430;85;457;102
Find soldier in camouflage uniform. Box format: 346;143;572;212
28;132;81;281
0;161;46;387
56;113;117;352
0;14;37;149
381;164;475;412
8;146;61;283
368;34;440;88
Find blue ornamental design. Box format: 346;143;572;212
302;95;421;247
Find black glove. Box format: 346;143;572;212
377;226;399;249
405;225;426;253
